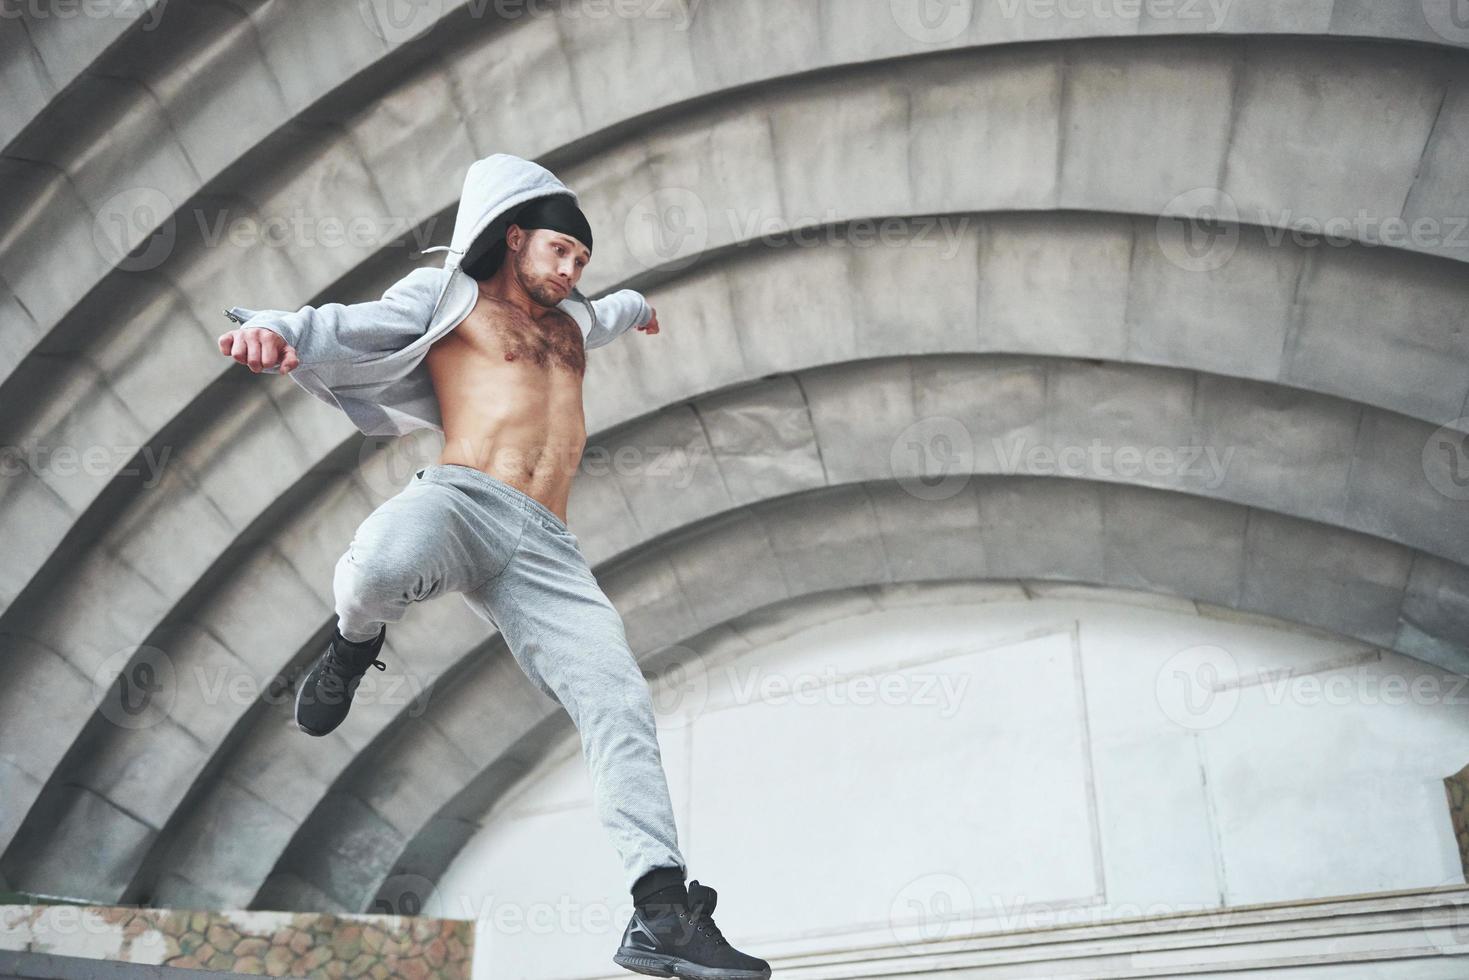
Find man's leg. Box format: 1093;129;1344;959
333;472;524;641
432;471;766;978
299;470;529;736
463;509;687;895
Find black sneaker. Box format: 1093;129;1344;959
295;625;387;736
614;879;770;980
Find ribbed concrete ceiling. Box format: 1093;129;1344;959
1;0;1466;913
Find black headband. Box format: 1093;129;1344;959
512;194;593;253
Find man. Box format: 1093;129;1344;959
217;154;770;980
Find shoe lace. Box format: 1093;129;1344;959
685;896;729;947
319;645;385;694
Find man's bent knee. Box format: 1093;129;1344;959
333;544;434;619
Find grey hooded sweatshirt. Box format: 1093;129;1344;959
224;153;652;437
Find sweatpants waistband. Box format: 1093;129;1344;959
415;463;569;532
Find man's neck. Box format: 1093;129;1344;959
477;268;547;319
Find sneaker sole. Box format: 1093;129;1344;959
613;949;770;980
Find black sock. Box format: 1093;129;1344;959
638;881;687;914
633;865;686;911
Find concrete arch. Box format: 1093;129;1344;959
13;353;1443;909
244;472;1462;913
10;0;1469;166
9;0;1469;394
5;199;1469;891
6;31;1469;616
0;0;165;150
3;2;1468;921
5;208;1469;871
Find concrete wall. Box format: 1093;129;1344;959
2;4;1467;962
437;582;1469;977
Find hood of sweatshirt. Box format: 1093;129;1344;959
418;152;592;333
421;153;577;273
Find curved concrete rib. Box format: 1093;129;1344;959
41;353;1450;909
11;26;1469;417
4;202;1469;896
5;204;1468;848
3;4;1467;911
5;30;1469;620
8;0;1468;396
0;0;166;150
11;130;1469;867
250;472;1464;913
8;32;1469;620
14;0;1469;167
0;0;491;391
9;0;1469;167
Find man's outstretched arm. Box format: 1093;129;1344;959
216;266;445;373
585;288;660;350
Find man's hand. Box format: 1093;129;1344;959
636;307;660;336
218;327;300;374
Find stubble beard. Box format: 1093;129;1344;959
515;251;566;308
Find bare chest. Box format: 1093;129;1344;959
438;298;587;376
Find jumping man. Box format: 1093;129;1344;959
217;153;770;980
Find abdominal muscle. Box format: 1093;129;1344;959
424;295;589;524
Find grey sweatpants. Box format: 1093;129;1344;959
332;462;686;893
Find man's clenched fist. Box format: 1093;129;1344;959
218;327;300;374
